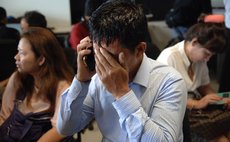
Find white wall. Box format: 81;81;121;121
211;0;224;8
211;0;225;14
0;0;71;33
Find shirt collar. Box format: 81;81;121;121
132;54;149;88
178;40;191;70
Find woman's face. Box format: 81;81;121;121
15;38;41;75
20;18;29;33
189;41;214;63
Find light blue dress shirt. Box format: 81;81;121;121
57;55;187;142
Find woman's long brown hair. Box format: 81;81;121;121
14;27;73;115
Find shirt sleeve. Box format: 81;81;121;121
50;81;70;127
113;74;187;142
57;77;92;136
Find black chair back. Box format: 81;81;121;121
0;39;18;81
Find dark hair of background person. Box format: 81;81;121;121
84;0;103;18
0;7;7;23
88;0;148;51
22;10;69;49
14;27;73;114
0;6;20;40
184;22;226;54
23;11;47;28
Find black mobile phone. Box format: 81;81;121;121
83;47;95;71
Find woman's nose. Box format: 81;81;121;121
14;53;19;60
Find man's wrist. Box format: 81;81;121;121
76;74;91;82
114;88;131;100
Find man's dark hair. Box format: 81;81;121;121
24;11;47;28
88;0;148;51
0;7;7;22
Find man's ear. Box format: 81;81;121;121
136;42;146;56
38;56;45;66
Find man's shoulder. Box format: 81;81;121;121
148;58;183;79
146;59;185;95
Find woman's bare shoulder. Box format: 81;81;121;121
56;80;71;96
2;72;18;99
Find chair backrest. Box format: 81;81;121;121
0;39;18;81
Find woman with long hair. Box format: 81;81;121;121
0;27;73;142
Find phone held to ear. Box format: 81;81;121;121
83;47;95;71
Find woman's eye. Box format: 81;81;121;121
18;51;25;55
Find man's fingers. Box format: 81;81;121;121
95;48;111;70
77;36;92;52
99;48;120;67
80;36;91;43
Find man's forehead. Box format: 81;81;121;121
93;40;121;48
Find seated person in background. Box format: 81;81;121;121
57;1;187;142
20;10;67;49
20;10;47;33
69;0;103;50
0;27;73;142
0;7;20;40
165;0;212;46
0;6;20;101
157;15;230;142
